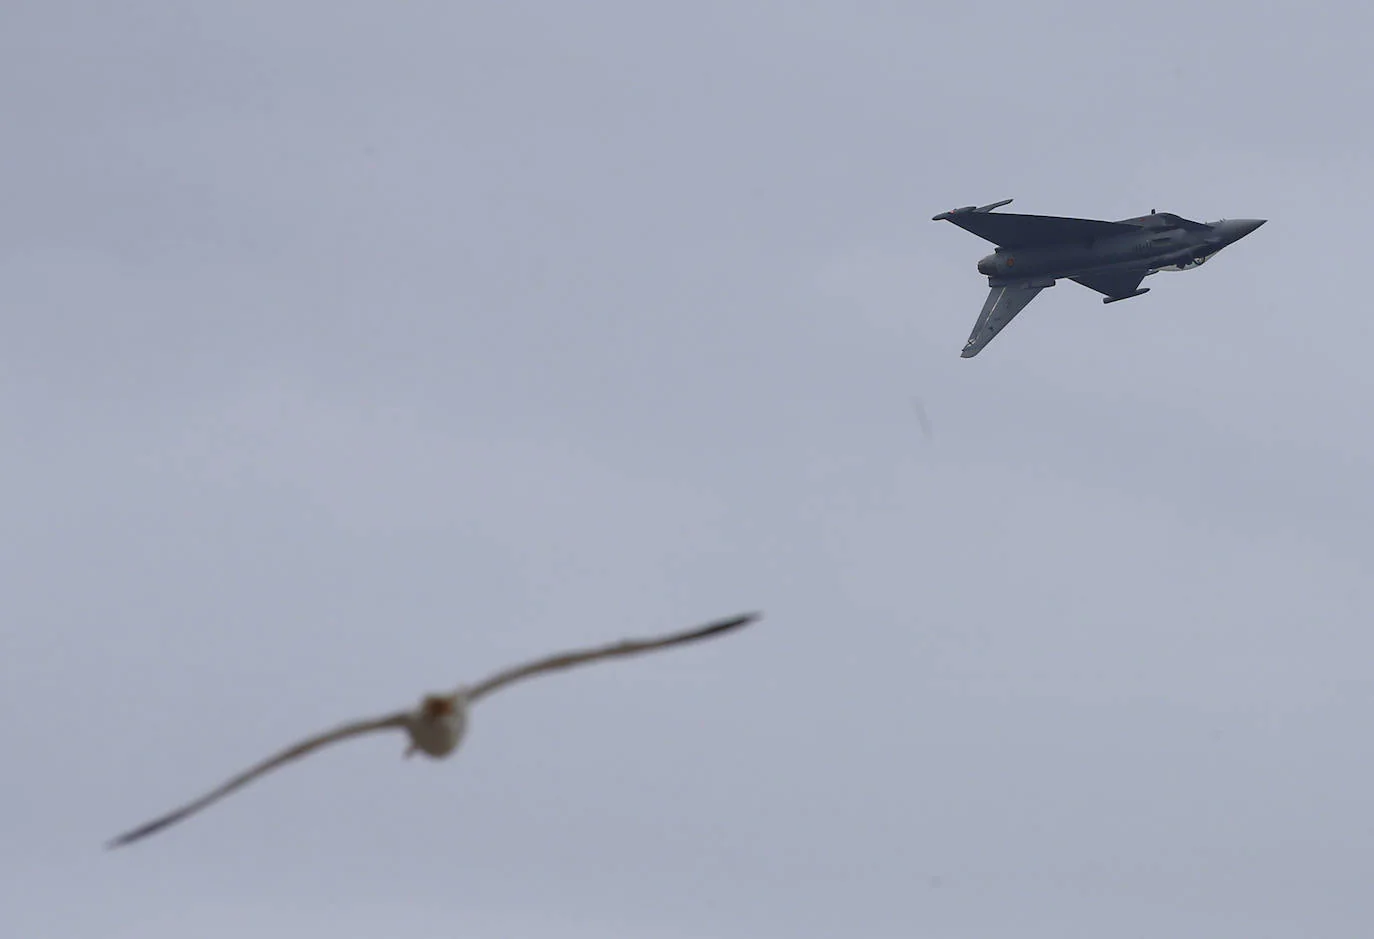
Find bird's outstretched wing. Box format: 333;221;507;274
465;612;760;703
108;711;411;848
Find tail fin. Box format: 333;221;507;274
961;281;1045;358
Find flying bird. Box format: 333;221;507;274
911;397;933;443
108;611;759;848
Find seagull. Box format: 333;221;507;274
108;611;759;848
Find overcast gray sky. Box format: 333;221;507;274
4;2;1373;936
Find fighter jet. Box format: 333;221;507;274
933;199;1266;357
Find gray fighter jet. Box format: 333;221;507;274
933;199;1266;357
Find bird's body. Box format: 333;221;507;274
108;611;758;848
406;693;468;758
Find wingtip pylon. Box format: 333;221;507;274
933;198;1013;221
975;198;1013;213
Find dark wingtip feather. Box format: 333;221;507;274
106;826;149;850
701;612;762;635
107;815;171;849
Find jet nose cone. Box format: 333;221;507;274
1232;218;1266;240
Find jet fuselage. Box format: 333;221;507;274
974;219;1265;284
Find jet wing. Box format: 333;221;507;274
961;281;1046;358
937;211;1139;248
1069;269;1148;300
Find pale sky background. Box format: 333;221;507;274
3;3;1372;937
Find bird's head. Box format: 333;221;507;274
403;692;469;759
421;694;456;719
